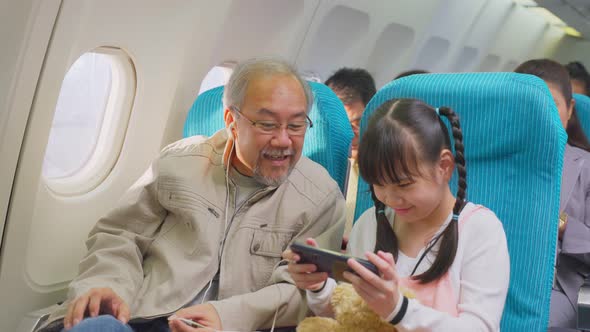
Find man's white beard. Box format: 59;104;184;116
253;163;294;187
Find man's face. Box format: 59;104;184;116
342;99;366;160
227;74;308;186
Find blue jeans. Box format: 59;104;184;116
62;315;170;332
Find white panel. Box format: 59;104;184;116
427;0;487;39
450;46;479;72
0;0;36;129
405;0;487;72
502;60;520;72
478;54;502;72
213;0;308;61
367;22;415;86
463;0;514;67
0;0;57;255
298;4;370;80
414;36;451;72
530;25;567;60
336;0;440;29
488;5;549;61
464;0;514;49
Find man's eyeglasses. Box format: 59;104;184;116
230;106;313;136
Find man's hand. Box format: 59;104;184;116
284;238;328;291
64;287;130;329
168;303;221;332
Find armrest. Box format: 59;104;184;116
579;280;590;331
16;304;60;332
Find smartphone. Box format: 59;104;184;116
290;242;379;282
177;317;208;329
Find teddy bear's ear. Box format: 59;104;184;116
296;317;340;332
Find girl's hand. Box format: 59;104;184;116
343;250;400;319
284;238;328;291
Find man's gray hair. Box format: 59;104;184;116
223;57;313;112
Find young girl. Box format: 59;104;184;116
516;59;590;330
286;98;510;330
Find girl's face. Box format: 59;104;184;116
373;150;455;224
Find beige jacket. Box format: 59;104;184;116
42;130;345;331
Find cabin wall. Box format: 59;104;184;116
0;0;60;254
552;36;590;69
0;0;36;125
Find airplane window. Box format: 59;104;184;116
43;52;112;179
198;64;234;95
43;48;136;194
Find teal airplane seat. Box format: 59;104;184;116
183;82;353;193
354;72;567;331
573;93;590;139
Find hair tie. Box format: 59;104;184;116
377;209;385;215
452;213;460;221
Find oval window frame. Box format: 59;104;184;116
44;46;136;195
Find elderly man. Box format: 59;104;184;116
40;58;345;332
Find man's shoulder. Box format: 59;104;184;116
160;131;226;161
286;157;342;203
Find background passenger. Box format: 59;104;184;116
39;57;346;332
565;61;590;96
285;98;510;331
325;68;377;237
515;59;590;330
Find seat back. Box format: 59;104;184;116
183;86;225;137
183;83;353;193
573;93;590;139
354;72;567;331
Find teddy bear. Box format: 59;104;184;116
296;283;400;332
